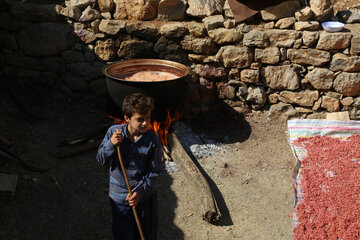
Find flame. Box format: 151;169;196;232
109;110;182;146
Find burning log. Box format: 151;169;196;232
168;132;221;223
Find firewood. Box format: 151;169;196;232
168;132;221;223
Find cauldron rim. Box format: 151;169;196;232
102;59;189;83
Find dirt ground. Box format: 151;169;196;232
0;77;296;240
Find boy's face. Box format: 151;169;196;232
124;110;151;135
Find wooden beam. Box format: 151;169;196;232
168;132;221;223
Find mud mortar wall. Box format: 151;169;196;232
1;0;360;120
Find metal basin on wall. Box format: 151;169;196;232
103;59;189;121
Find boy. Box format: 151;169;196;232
97;93;162;240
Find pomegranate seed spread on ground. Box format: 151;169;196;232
293;135;360;240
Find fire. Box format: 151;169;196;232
109;110;182;146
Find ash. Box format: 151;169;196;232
172;121;226;159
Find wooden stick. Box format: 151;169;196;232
116;145;145;240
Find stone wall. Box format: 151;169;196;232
1;0;360;120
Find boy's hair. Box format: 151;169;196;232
122;93;154;118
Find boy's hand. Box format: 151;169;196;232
110;129;122;146
126;191;140;207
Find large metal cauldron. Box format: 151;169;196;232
103;59;189;121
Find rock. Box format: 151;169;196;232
275;17;296;29
3;66;40;80
260;0;300;21
333;72;360;96
188;54;205;63
329;53;360;72
217;82;236;99
186;0;222;18
67;61;104;79
302;31;319;47
295;107;313;113
62;50;85;63
202;15;224;31
353;97;360;107
280;48;287;61
279;90;319;107
97;0;114;12
304;68;334;90
243;30;269;48
18;23;71;56
325;91;342;99
94;38;117;61
266;29;302;48
187;21;206;37
216;46;253;68
341;97;354;106
238;86;248;97
70;0;96;9
126;22;159;42
263;22;275;29
223;0;234;18
160;22;187;38
91;19;101;33
181;35;216;54
268;102;298;120
73;22;88;31
79;5;102;22
345;24;360;55
228;68;240;81
125;0;158;20
117;39;154;59
158;0;186;20
195;65;226;79
262;65;299;90
89;78;107;96
268;93;279;104
224;19;235;29
295;6;313;21
287;49;330;66
113;0;127;19
337;9;360;23
307;112;326;119
5;54;42;70
75;29;97;43
316;32;352;50
312;98;322;110
246;86;266;107
0;31;17;50
309;0;332;21
101;12;112;19
251;62;261;70
254;47;280;64
0;13;22;31
10;3;62;22
207;28;243;44
293;38;302;49
60;6;82;20
294;21;319;31
321;96;340;112
99;19;126;35
41;57;66;73
61;72;88;91
240;69;259;83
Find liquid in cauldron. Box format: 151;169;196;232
120;71;180;82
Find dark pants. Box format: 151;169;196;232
109;196;157;240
